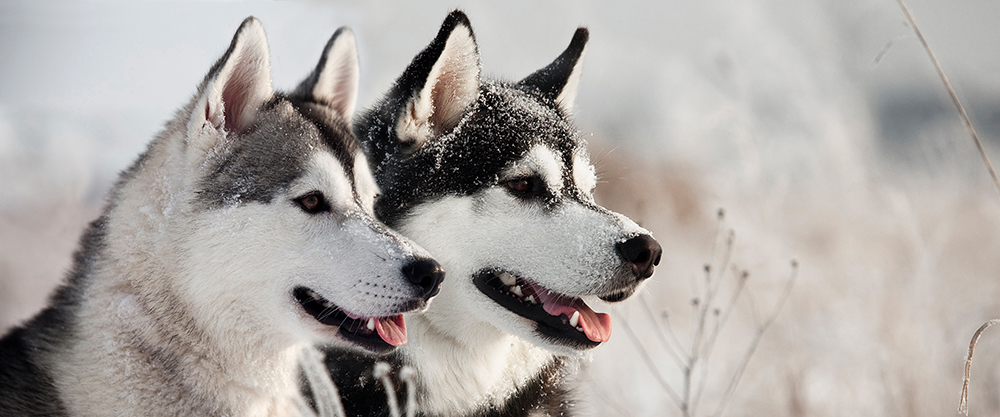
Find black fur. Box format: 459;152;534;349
332;10;592;417
358;82;584;227
323;351;575;417
518;28;589;106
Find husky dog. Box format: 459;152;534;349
325;11;662;417
0;18;443;417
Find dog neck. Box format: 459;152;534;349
401;313;558;415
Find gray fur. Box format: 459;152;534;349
0;18;437;417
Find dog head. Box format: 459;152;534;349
139;19;443;354
355;12;661;355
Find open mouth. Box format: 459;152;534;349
473;270;612;348
293;287;407;353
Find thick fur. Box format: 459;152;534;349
326;11;661;417
0;19;439;417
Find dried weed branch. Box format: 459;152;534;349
711;261;797;417
400;366;418;417
620;317;686;408
297;346;347;417
894;0;1000;195
959;318;1000;415
890;3;1000;415
628;209;796;417
374;362;402;417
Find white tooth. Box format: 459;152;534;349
511;285;523;297
526;295;537;304
498;272;516;286
569;311;580;327
366;318;376;331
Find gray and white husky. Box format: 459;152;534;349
0;17;443;417
325;11;662;417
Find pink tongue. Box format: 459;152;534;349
374;315;407;346
535;287;612;343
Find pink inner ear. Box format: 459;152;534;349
221;59;258;134
424;27;479;136
326;64;356;117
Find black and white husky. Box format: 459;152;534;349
324;11;662;417
0;18;443;416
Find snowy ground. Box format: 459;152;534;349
3;1;1000;416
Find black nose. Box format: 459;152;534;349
401;258;445;300
616;234;662;280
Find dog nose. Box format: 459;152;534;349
402;258;445;300
616;234;662;280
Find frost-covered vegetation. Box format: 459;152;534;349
3;1;1000;416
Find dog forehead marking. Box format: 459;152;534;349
505;144;565;193
302;152;355;210
353;152;379;213
572;150;596;195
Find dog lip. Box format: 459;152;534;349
292;286;410;352
598;288;632;303
471;270;606;348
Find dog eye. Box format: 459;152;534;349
504;176;543;198
294;191;331;214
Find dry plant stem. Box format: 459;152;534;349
958;318;1000;415
712;261;798;417
895;0;1000;195
298;346;347;417
399;366;418;417
627;211;794;417
686;230;735;416
701;270;750;367
619;318;685;408
373;362;402;417
691;269;749;415
640;292;689;370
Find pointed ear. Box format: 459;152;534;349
293;27;360;119
518;28;588;112
188;17;273;143
395;10;480;147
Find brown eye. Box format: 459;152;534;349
506;179;532;193
504;176;544;199
294;192;330;214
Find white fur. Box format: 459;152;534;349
572;149;597;197
555;50;584;111
353;152;380;214
43;18;432;416
53;137;431;416
394;145;650;413
503;144;565;195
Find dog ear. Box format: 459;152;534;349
294;27;360;120
394;10;480;147
187;17;273;149
517;28;588;112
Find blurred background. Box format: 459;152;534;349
2;1;1000;415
